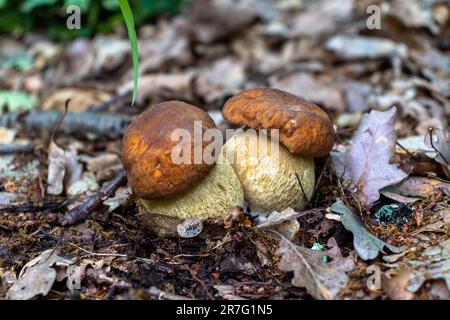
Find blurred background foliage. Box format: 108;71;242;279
0;0;187;40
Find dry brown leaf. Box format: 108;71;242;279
42;88;111;112
269;72;345;111
277;236;354;300
382;270;415;300
7;250;74;300
119;72;194;104
333;107;408;207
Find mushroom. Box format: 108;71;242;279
122;101;244;236
222;88;335;213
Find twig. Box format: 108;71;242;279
313;156;330;198
184;266;215;300
61;169;127;226
50;99;70;144
0;143;33;155
88;91;131;113
295;172;309;201
395;141;418;160
0;200;66;214
39;230;174;273
147;286;193;300
0;110;133;139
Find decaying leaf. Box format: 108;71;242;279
332;107;408;207
257;208;309;229
66;172;99;197
382;269;415;300
213;285;246;300
425;128;450;177
104;186;131;212
288;0;354;37
182;0;258;43
407;246;450;292
7;249;75;300
42;88;112;112
330;199;403;260
0;91;37;112
46;140;66;195
257;207;311;240
325;36;407;59
119;71;195;104
382;177;450;199
269;72;345;111
385;0;447;34
277;236;354;300
195;58;246;103
47;141;84;196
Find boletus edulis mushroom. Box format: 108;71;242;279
122;101;244;237
222;88;335;213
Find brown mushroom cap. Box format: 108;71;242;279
122;101;217;199
223;88;335;157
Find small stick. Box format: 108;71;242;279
89;90;131;113
395;141;418;160
0;200;66;214
295;172;308;201
61;169;127;226
147;286;193;300
0;143;33;155
313;156;330;197
185;266;215;300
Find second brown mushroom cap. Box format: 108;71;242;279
223;88;335;157
222;88;336;213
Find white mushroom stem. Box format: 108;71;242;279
223;130;315;213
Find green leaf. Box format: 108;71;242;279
330;199;404;261
118;0;138;106
64;0;91;13
20;0;58;13
0;55;33;70
0;91;38;112
102;0;119;10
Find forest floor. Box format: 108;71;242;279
0;0;449;300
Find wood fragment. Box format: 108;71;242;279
0;143;33;155
0;111;133;139
88;90;131;113
60;169;127;226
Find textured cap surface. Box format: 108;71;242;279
122;101;217;199
223;88;335;157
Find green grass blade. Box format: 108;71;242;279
118;0;138;105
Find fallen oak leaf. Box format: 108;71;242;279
332;107;408;207
330;199;404;261
277;235;354;300
6;249;75;300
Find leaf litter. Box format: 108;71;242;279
0;0;449;300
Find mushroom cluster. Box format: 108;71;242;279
121;89;335;237
122;101;244;237
222;88;335;213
